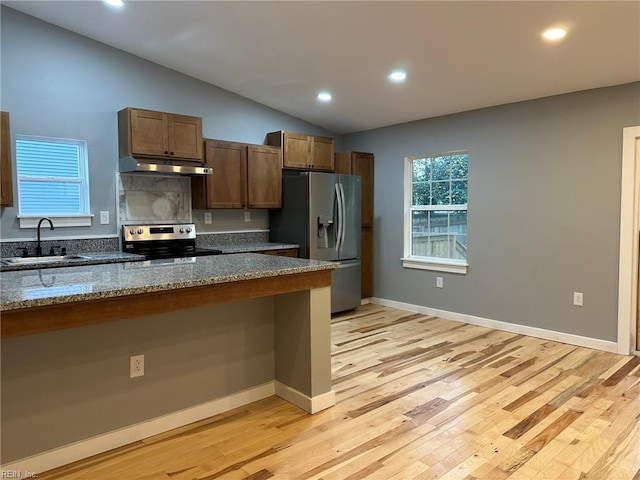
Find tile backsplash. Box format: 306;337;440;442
118;173;191;225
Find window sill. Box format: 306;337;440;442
18;215;94;228
401;256;468;274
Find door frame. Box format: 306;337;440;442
617;126;640;355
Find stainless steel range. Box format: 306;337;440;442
122;223;222;259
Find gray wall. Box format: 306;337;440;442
342;82;640;343
0;7;339;241
2;298;275;462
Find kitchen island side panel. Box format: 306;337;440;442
1;298;274;463
274;287;332;399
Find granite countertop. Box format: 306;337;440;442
0;244;300;271
0;252;145;272
0;253;335;311
215;242;299;254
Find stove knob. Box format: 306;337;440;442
129;228;135;235
186;227;192;233
179;228;185;234
137;228;143;235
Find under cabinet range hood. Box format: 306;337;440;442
119;156;213;175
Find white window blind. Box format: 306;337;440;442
16;135;90;217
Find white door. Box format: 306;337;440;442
617;127;640;355
636;138;640;351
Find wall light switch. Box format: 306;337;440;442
244;211;251;222
99;211;109;225
436;277;444;288
204;212;212;224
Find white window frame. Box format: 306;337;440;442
402;151;469;274
15;135;93;228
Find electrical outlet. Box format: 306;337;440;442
244;211;251;222
99;211;109;225
573;292;584;306
436;277;444;288
130;354;144;378
204;212;212;224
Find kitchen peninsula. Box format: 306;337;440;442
1;253;336;470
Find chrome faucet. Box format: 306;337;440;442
36;217;54;256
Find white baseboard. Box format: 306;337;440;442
2;382;275;475
371;297;618;353
360;298;371;305
274;381;336;414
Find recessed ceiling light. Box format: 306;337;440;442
317;92;332;102
103;0;124;7
388;70;407;83
542;27;567;41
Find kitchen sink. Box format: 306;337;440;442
1;255;90;265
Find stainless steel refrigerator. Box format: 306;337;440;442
270;171;361;313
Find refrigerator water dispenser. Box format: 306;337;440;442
317;214;334;248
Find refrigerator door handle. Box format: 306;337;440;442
338;182;347;251
335;183;343;252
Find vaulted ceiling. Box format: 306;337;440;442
5;1;640;134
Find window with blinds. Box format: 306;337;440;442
15;135;90;216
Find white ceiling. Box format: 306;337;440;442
5;1;640;134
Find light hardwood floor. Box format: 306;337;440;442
38;304;640;479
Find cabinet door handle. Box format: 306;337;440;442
164;151;169;154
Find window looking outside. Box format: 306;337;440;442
16;135;91;226
403;151;468;273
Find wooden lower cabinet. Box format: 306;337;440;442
361;227;373;298
258;248;298;258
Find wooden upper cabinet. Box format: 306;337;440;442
311;136;335;171
266;131;334;171
127;108;168;157
193;140;246;209
192;140;282;210
168;114;204;160
247;145;282;209
335;151;374;227
277;132;309;169
1;111;13;207
352;152;374;228
118;107;203;161
333;151;352;175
